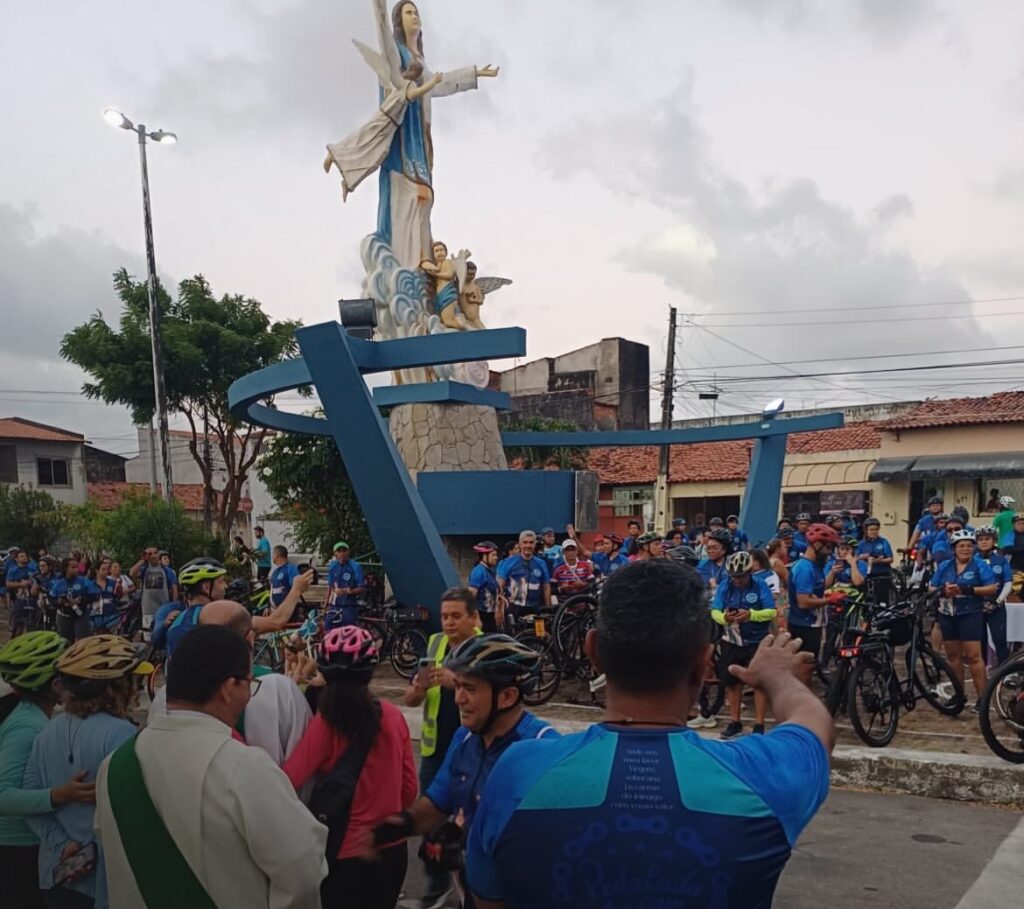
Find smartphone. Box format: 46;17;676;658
53;842;97;886
418;657;434;669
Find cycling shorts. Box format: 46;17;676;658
789;625;823;659
718;641;758;687
936;611;984;644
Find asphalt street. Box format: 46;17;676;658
399;789;1023;908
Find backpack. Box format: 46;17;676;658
309;700;383;859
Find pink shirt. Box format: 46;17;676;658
282;699;418;858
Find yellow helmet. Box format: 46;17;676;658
56;634;153;681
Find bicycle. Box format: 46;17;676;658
978;650;1024;763
845;591;964;747
356;601;430;679
508;609;562;706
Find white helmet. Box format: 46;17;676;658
949;528;976;545
999;495;1015;508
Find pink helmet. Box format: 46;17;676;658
318;626;379;682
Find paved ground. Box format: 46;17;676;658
397;790;1023;908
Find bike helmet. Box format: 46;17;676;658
664;544;700;567
951;505;969;522
317;626;380;683
862;517;881;528
841;537;859;549
999;495;1015;508
975;525;997;538
776;526;794;539
707;529;733;546
949;528;976;545
332;541;350;552
804;523;841;545
0;631;68;691
57;634;153;696
708;517;724;527
795;512;812;523
726;515;739;523
473;541;498;554
672;518;687;527
446;634;542;692
178;558;227;588
927;495;944;506
638;532;662;545
607;533;624;549
726;551;753;576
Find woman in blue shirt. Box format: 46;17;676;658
49;561;100;644
975;526;1013;666
467;541;500;632
825;539;865;590
929;529;997;711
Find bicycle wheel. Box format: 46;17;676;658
825;661;850;718
697;645;725;718
978;657;1024;764
847;653;900;747
909;645;965;716
551;595;597;666
253;637;285;673
389;628;427;679
513;632;561;706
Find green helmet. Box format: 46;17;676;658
0;631;68;691
638;532;662;545
178;558;227;588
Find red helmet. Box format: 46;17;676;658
804;523;841;545
318;625;379;682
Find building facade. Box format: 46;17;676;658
0;418;89;506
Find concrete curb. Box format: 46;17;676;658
398;706;1024;807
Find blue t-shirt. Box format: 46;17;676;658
787;558;826;628
497;555;551;611
980;551;1012;598
5;562;38;597
932;555;997;616
729;528;750;551
825;557;860;587
468;563;499;614
541;544;564;572
48;577;101;611
790;531;809;562
467;723;829;909
165;603;203;656
327;559;364;608
712;576;776;645
150;599;183;651
855;537;893;576
915;512;937;535
426;711;557;829
697;558;726;588
592;552;629;576
269;561;300;607
253;537;272;569
929;532;955;565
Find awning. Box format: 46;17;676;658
908;452;1024;480
868;457;916;482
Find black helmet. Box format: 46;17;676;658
862;517;880;528
795;512;811;522
446;634;542;692
951;505;969;522
927;495;944;506
664;544;700;567
708;529;733;545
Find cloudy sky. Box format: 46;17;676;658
3;0;1024;455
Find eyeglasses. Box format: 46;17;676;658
232;676;261;697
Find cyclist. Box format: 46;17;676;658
671;517;688;538
622;519;642;557
283;626;416;909
496;530;551;619
632;531;663;562
30;558;56;627
726;515;749;552
0;632;96;909
929;529;996;711
269;545;301;610
826;538;866;590
538;527;563;571
951;504;974;530
6;549;38;637
791;513;812;561
327;542;365;630
24;635;152;908
908;495;945;551
855;517;894;604
129;547;178;636
591;533;629;577
371;635;556;891
664;527;686;548
550;539;594;596
466;561;832;909
917;512;949;565
992;495;1017;546
930;513;964;566
161;559;230;656
49;558;101;643
1002;513;1024;594
826;513;846;538
468;541;501;632
975;526;1013;666
712;551;777;738
664;541;701;568
697;528;732;590
787;523;842;663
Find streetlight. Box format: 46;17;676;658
762;398;785;420
103;108;176;503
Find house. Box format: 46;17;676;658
0;418;88;506
86;481;254;532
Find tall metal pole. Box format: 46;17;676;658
136;124;174;502
202;404;213;533
654;307;678;534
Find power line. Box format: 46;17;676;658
682;293;1024;318
681;344;1024;372
690;310;1024;329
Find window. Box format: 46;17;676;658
976;478;1024;514
37;457;70;487
612;485;653;517
0;445;16;484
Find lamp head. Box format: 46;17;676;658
103;108;133;130
149;130;178;145
762;398;785;419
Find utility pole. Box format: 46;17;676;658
202;404;213;533
654;307;678;535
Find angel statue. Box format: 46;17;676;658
324;0;499;271
458;261;512;330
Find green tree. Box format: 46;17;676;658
60;270;301;536
66;493;216;566
258;430;372;561
0;487;67;553
500;414;588;470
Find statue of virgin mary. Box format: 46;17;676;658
324;0;498;270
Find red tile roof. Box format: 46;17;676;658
882;392;1024;430
589;422;883;486
0;418;84;443
87;482;253;514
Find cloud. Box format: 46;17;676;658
988;167;1024;201
873;193;914;225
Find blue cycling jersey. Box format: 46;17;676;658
855;537;893;576
592;552;629;576
787;558;826;628
269;561;299;607
468;563;498;614
932;556;996;616
712;576;775;645
467;723;829;909
697;558;726;588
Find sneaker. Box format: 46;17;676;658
752;723;766;735
720;721;744;739
687;714;717;729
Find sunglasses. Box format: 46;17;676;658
232;676;261;697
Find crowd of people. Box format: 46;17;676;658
0;495;1020;907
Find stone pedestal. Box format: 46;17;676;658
388;402;508;476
